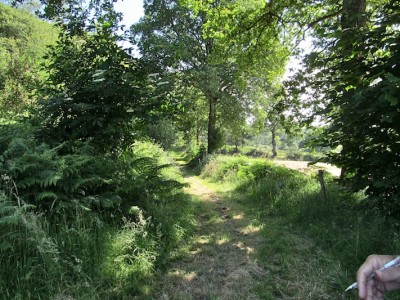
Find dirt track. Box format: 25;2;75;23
155;175;265;300
273;160;341;177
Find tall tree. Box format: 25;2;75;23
131;0;287;154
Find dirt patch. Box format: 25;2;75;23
154;175;266;300
183;176;218;201
273;160;341;177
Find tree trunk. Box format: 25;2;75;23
207;96;218;154
341;0;366;33
196;127;200;146
271;124;277;158
234;140;239;154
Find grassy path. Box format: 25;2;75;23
154;173;266;299
151;166;350;300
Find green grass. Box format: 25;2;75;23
0;208;110;299
199;155;400;299
0;191;198;300
3;147;400;299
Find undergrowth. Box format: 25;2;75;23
0;138;196;299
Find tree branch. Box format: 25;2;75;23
308;9;343;28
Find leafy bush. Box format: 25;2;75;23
0;138;195;299
242;146;269;158
285;148;302;160
0;120;35;154
117;141;184;211
186;144;208;174
201;155;249;183
145;118;178;150
308;1;400;216
36;13;152;153
0;3;58;117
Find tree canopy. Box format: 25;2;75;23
131;0;288;154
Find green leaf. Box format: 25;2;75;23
36;191;58;201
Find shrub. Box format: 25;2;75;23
0;138;120;217
285;148;302;160
0;139;195;299
186;144;208;174
201;155;249;183
145;118;177;150
116;141;184;212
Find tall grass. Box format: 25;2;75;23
199;155;400;299
0;196;108;299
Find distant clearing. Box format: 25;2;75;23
273;160;341;177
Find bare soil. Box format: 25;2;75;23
273;160;341;177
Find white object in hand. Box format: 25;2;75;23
345;256;400;292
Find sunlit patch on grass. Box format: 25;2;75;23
196;235;211;245
168;269;198;282
232;213;244;220
240;223;264;235
216;234;230;245
234;241;256;255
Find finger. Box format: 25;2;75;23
375;268;400;284
381;281;400;293
357;255;396;299
366;277;376;299
357;256;382;298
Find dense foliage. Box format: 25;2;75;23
35;3;157;152
0;2;195;298
323;1;400;214
286;0;400;214
0;3;57;116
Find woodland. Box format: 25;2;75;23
0;0;399;299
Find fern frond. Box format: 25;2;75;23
38;170;62;187
0;214;20;226
2;138;29;159
36;191;58;202
0;194;21;226
152;163;174;172
18;177;40;189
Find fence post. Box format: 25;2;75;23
318;170;328;202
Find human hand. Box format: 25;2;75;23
357;255;400;300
